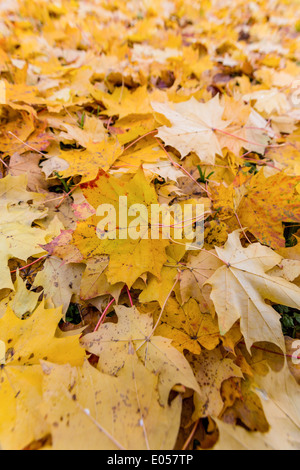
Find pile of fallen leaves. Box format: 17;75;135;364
0;0;300;451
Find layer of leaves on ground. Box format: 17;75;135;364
0;0;300;451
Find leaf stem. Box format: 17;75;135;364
94;298;116;332
10;255;48;274
55;183;80;209
123;130;158;152
126;285;134;307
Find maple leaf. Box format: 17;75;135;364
153;297;220;355
56;140;123;183
40;355;182;450
210;182;237;221
46;114;107;149
214;366;300;450
0;365;48;450
92;86;153;119
220;377;270;432
151;95;231;164
0;300;85;366
143;161;185;182
33;256;85;316
80;305;201;405
72;168;169;288
0;173;44;206
206;231;300;351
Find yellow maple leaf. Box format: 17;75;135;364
58;139;123;183
92;86;153;119
81;305;200;405
40;355;182;450
80;255;124;301
0;365;48;450
72;168;169;287
206;231;300;351
154;297;220;355
33;256;85;316
235;171;300;248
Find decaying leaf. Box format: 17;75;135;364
188;347;243;419
81;305;201;405
34;256;85;316
0;365;48;450
40;356;182;450
214;366;300;450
